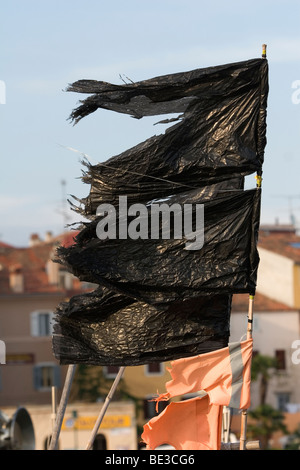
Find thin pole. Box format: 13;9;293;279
239;293;254;450
51;386;57;430
239;86;264;448
49;364;77;450
85;366;126;450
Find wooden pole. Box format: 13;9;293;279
240;162;261;450
85;366;126;450
49;364;77;450
48;386;58;449
51;386;57;430
239;45;266;447
239;294;254;449
222;440;260;451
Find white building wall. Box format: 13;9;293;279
230;310;300;409
256;248;295;307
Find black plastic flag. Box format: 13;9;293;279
53;57;268;366
53;290;232;366
56;187;261;304
67;58;268;212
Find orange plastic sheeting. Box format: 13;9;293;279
159;339;253;409
142;395;223;450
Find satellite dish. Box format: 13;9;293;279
0;407;35;450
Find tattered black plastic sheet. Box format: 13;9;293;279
53;58;268;366
53;289;231;366
56;188;260;305
67;58;268;213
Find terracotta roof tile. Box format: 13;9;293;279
1;226;298;309
0;231;82;295
232;293;295;312
258;230;300;263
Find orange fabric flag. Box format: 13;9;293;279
157;338;253;409
142;395;223;450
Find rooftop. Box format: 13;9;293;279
0;224;299;309
258;228;300;264
232;293;294;312
0;230;82;295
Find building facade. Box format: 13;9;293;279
256;224;300;308
0;232;173;449
0;232;85;408
231;293;300;411
1;226;300;449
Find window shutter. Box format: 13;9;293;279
33;365;41;389
53;365;61;388
49;312;55;335
30;312;39;336
275;350;286;370
0;340;5;364
147;363;161;373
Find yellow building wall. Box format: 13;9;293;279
123;363;171;398
1;401;137;451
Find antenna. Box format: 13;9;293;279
272;194;300;225
60;179;70;229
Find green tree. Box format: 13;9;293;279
251;353;278;405
70;365;132;402
248;354;287;449
284;425;300;450
70;365;104;402
247;404;287;450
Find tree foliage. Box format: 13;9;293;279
251;353;278;405
248;404;288;449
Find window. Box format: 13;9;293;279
58;269;74;290
33;363;61;390
31;311;54;337
103;365;120;379
275;350;286;370
277;392;290;411
81;281;98;290
143;395;169;419
253;316;260;333
144;362;164;376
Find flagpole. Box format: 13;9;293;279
239;170;260;450
239;294;254;450
49;364;77;450
239;44;266;451
85;366;126;450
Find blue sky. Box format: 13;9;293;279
1;0;300;246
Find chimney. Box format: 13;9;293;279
46;258;59;285
9;264;24;293
45;231;53;243
29;233;41;246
